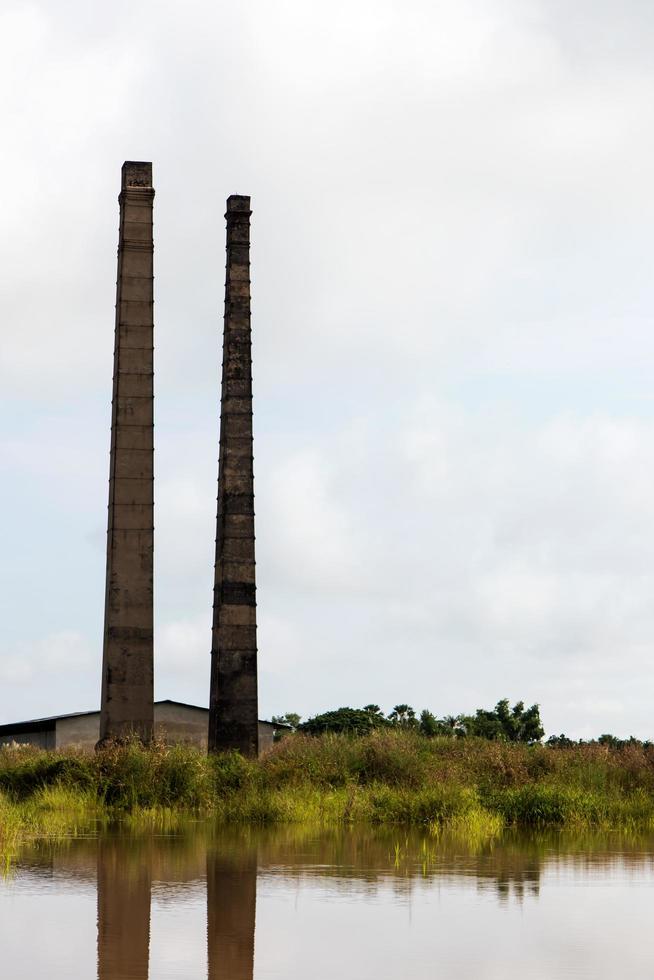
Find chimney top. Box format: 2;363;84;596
226;194;251;212
121;161;153;190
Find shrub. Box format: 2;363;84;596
0;749;94;800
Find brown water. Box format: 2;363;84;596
2;825;654;978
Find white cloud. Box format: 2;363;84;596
156;617;208;675
261;447;359;591
2;0;654;738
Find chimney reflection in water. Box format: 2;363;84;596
95;837;256;979
207;845;257;980
97;838;152;980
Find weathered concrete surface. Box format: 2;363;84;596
154;701;212;747
100;161;155;743
209;196;259;757
57;712;101;748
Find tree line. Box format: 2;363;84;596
273;698;545;743
273;702;651;747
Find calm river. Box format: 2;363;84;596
1;825;653;978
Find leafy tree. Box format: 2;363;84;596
465;699;544;744
463;709;504;741
363;704;385;719
418;709;440;737
298;707;385;736
418;709;458;737
597;733;646;749
387;704;417;728
546;733;574;748
290;699;544;743
442;715;467;737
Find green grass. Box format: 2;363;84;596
3;731;654;860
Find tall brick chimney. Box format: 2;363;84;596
99;161;155;744
208;195;259;756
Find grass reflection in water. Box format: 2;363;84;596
7;823;654;979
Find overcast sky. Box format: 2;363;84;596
2;0;654;739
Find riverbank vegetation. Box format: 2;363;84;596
4;729;654;860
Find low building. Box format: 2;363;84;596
0;700;285;754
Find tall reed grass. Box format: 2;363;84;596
2;731;654;859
